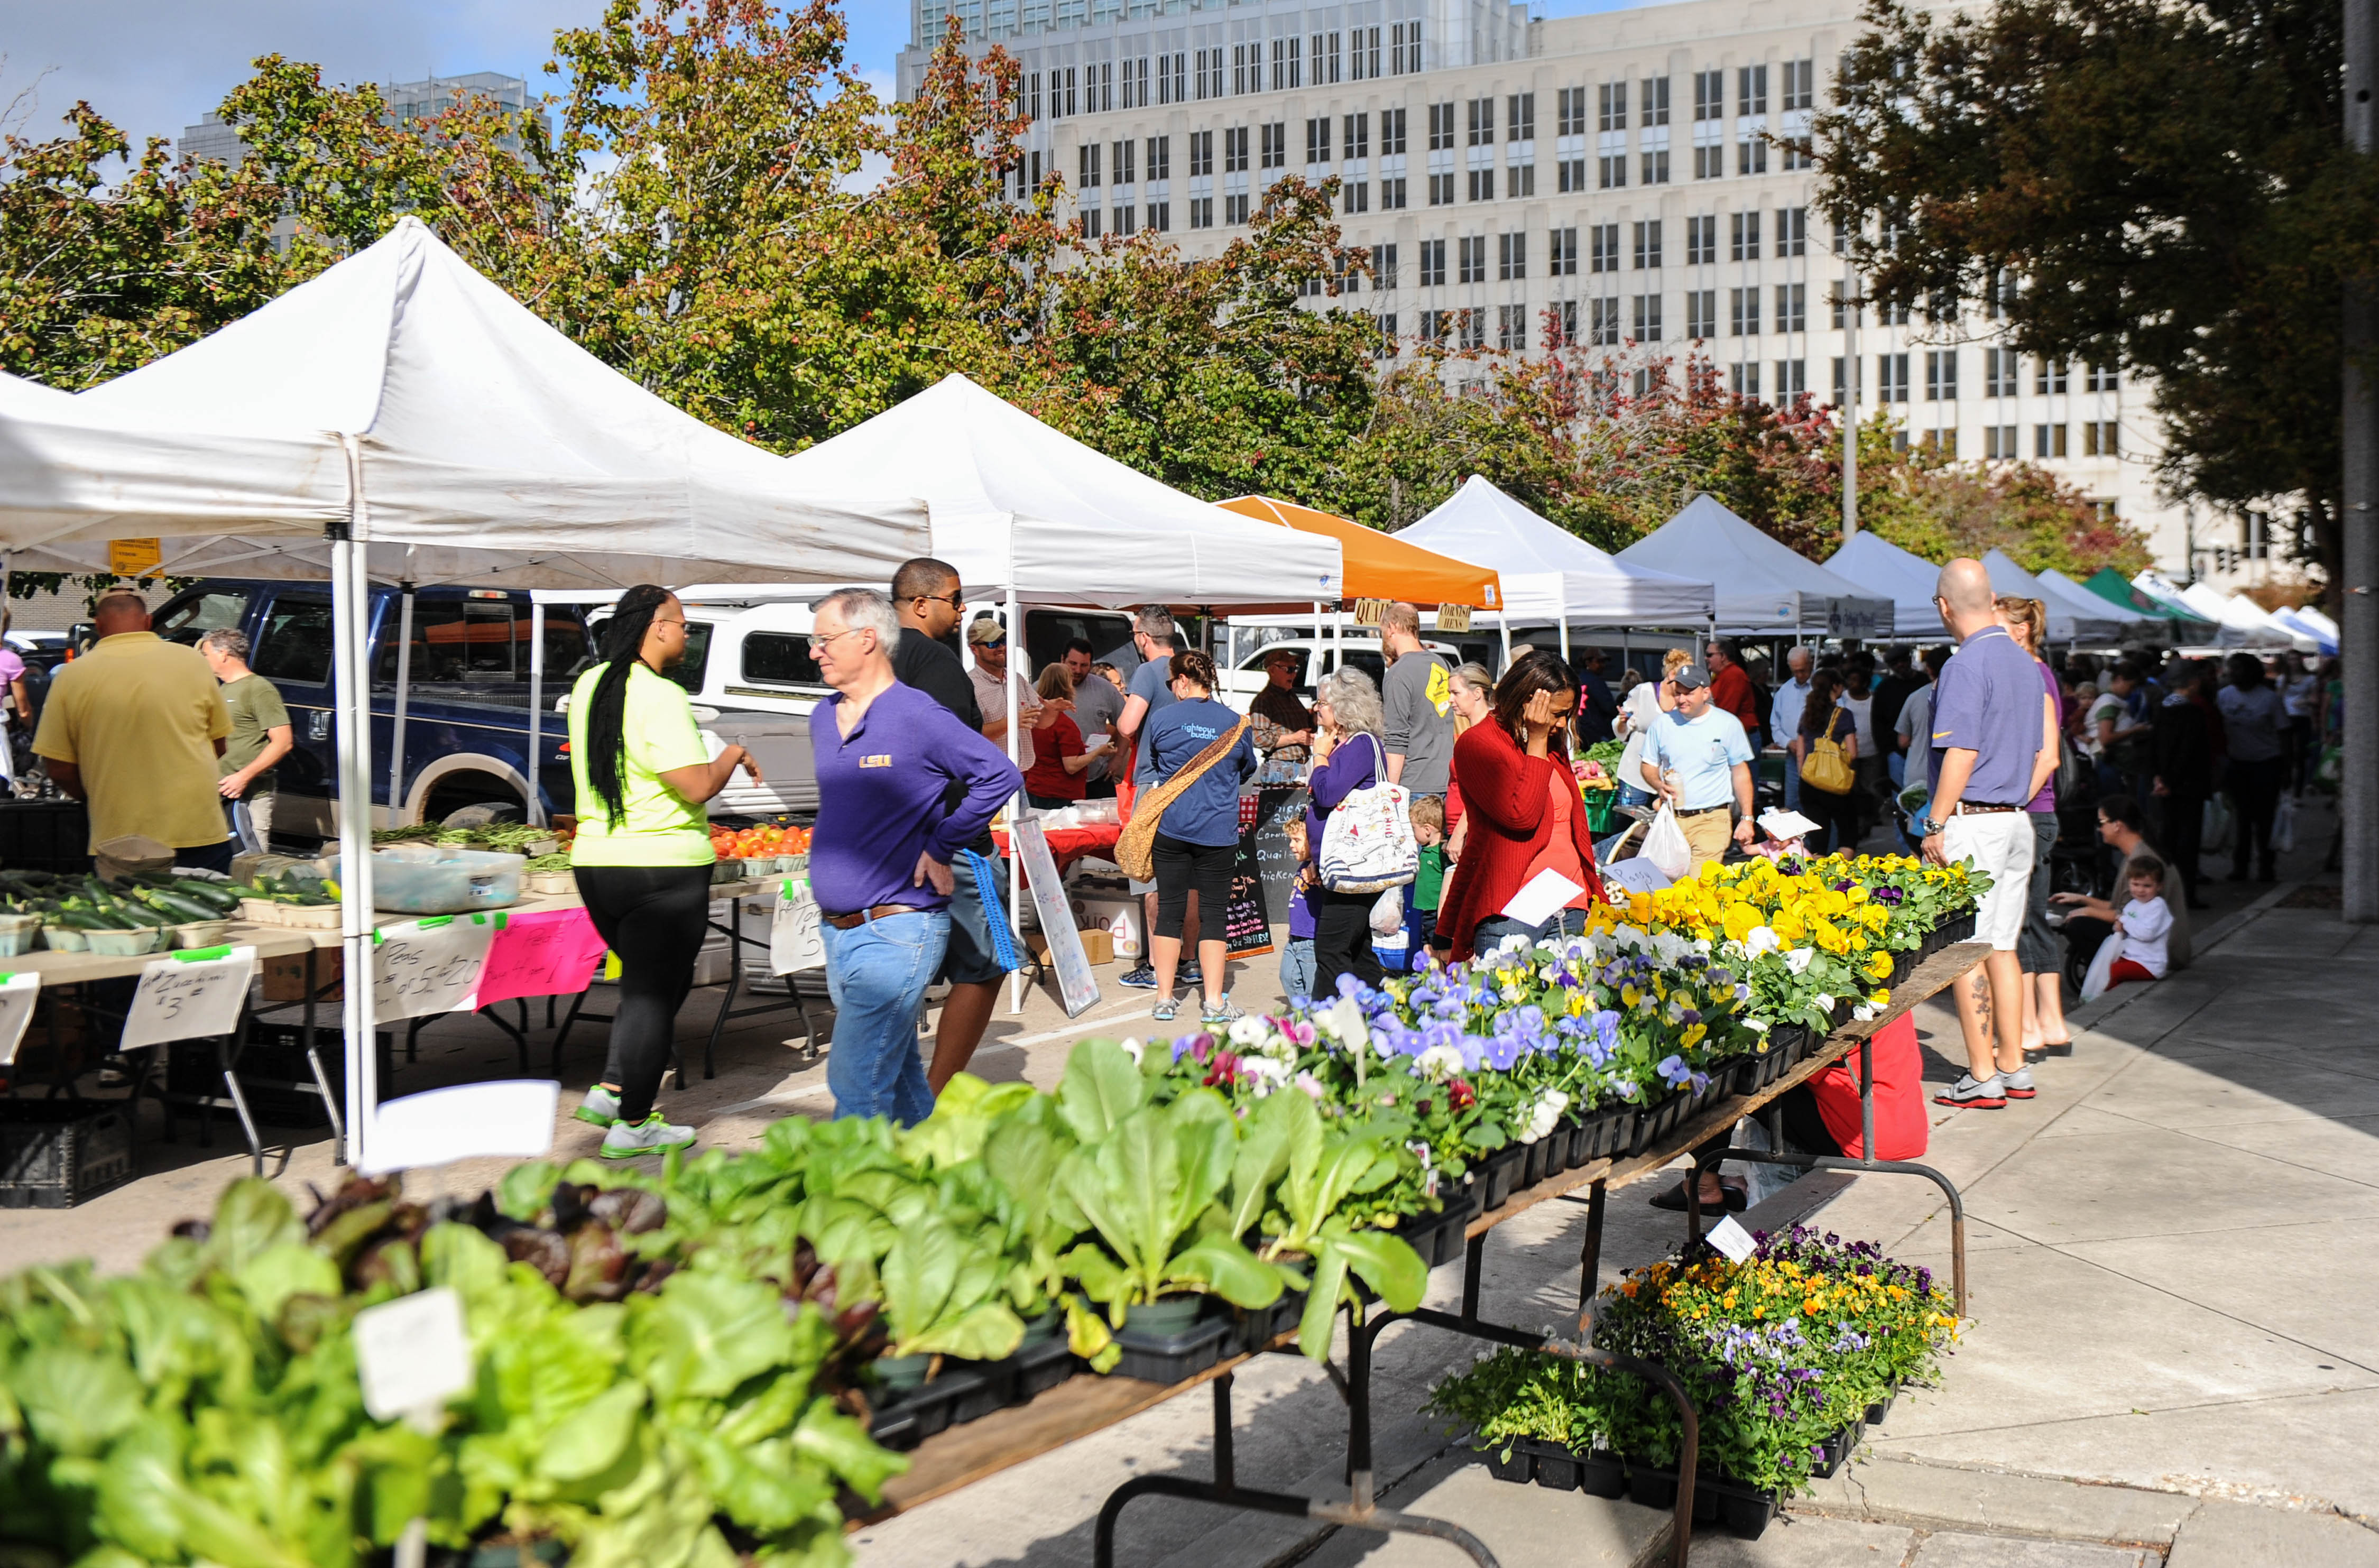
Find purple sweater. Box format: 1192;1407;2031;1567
1305;732;1384;866
812;681;1023;914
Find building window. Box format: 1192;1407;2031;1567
1730;287;1758;336
1167;52;1187;104
1774;358;1806;396
1562;149;1587;192
1470;167;1496;201
1315;30;1341;85
1778;206;1806;257
1738;64;1767;114
1079;142;1102;189
1922;429;1958;458
1419;239;1446;287
1382;107;1406;155
1271;35;1301;91
1634;219;1663;269
1147;136;1169;180
1694;69;1723;122
1645;76;1671;125
1776;283;1805;332
1633;293;1664;341
1879;353;1910;402
2036;423;2068;457
1686;216;1716;266
1353;25;1381;79
1260;122;1286;169
1599;151;1626;190
1147;202;1169;232
1599;82;1627;132
1430;103;1455;150
1499;232;1526;280
1459;235;1486;284
1374;313;1397;354
1688;289;1717;339
1113;203;1135;233
1190;131;1213;178
1554;299;1579;344
1730;210;1759;261
1390;21;1417;74
1642;148;1670;185
1550;227;1578;276
1058;67;1076;117
1782;59;1814;111
1232;43;1257;96
1225;192;1249;224
1498;303;1527;350
1591;297;1621;345
1737;131;1767;176
1224;127;1249;173
1984;425;2018;459
2037;358;2069;394
1430;171;1454;205
1419;308;1446;342
1027;71;1041;121
1508;162;1534;198
1695;142;1723;180
1985;269;2017;320
1096;61;1113;113
2088;363;2118;393
1782;132;1814;171
1730;362;1759;396
1383;177;1408;208
1345;112;1370;158
1983;348;2014;398
1590;223;1619;272
1113;139;1135;186
1509;93;1535;141
1306;116;1331;164
1559;87;1588;136
2082;420;2119;455
1372;242;1398;289
1926;350;1957;401
1196;48;1221;100
1191;196;1214;228
1459;309;1484;350
1082;207;1102;239
1833;356;1848;403
1122;56;1147;109
1468;97;1496;146
1342;181;1369;213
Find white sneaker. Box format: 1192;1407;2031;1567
600;1113;696;1159
573;1085;620;1127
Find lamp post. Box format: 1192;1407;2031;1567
2346;0;2377;922
1842;268;1862;539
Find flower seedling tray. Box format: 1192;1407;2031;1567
1107;1314;1232;1385
1516;1437;1625;1497
1230;1287;1308;1355
1394;1204;1469;1269
1519;1136;1552;1189
868;1364;995;1451
1617;1456;1785;1539
1475;1145;1527;1210
1480;1441;1534;1484
1811;1417;1865;1479
996;1334;1080;1404
1569;1104;1635;1163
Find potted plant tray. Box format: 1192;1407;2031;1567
1107;1297;1234;1385
866;1360;1001;1451
1616;1456;1787;1539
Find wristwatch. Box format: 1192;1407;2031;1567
1913;813;1942;838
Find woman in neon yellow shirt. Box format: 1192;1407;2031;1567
568;585;760;1157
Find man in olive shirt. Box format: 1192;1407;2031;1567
35;589;233;872
201;628;293;852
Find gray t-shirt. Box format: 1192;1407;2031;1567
1072;672;1126;780
1128;658;1179;784
1380;650;1455;798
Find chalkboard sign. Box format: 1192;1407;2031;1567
1249;786;1308;915
1223;831;1275;960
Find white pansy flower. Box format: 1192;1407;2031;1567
1784;947;1815;975
1228;1014;1270;1048
1241;1056;1290;1095
1414;1044;1465;1082
1744;925;1781;957
1120;1037;1146;1067
1813;993;1834;1013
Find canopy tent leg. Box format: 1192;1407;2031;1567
387;587;414;823
525;602;546;827
1559;619;1571;665
330;442;382;1172
1007;589;1026;1016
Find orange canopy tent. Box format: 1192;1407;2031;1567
1219;495;1502;609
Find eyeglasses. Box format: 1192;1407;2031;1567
807;627;868;653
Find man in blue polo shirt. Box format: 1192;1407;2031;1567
809;587;1022;1125
1639;663;1756;875
1917;557;2055;1111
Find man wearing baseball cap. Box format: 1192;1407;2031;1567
1638;661;1756;875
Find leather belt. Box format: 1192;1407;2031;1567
1949;801;2024;816
822;903;924;929
1676;803;1732;818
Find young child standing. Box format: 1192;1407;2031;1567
1280;818;1319;1001
1368;796;1446;974
2055;854;2173;990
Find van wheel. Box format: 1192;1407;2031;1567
420;774;530;827
440;801;526;830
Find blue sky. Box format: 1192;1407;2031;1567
0;0;1661;158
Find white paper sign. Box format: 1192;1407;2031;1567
120;945;257;1050
0;971;38;1067
1758;809;1821;842
372;915;502;1021
1011;818;1101;1018
354;1286;473;1422
1703;1214;1758;1262
1499;869;1585;929
770;878;825;975
360;1080;557;1176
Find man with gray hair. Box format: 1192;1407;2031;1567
1770;645;1815;811
1379;601;1454;798
199;628;292;853
808;587;1021;1124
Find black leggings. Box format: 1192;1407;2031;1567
1800;781;1858;855
576;863;713;1122
1153;833;1234;940
1312;886;1386;1001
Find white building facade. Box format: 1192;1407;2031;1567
898;0;2271;589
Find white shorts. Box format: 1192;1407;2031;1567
1945;810;2036;952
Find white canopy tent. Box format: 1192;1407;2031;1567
779;373;1342;608
0;218;930;1174
2165;577;2317;652
1981;550;2126;645
2272;607;2337;656
2036;567;2158;645
1823;532;1949;641
1619;495;1892;637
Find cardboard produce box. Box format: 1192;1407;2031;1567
1026;927;1115;966
1069;896;1141;961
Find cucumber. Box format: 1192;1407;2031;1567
169;880;241;914
142;890;225;924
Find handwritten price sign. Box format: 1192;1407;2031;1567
121;946;257;1050
468;909;608;1009
371;916;501;1021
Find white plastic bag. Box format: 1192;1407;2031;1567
2202;796;2233;854
2079;929;2120;1001
1369;885;1407;937
2274;791;2297;854
1643;802;1693;881
770;878;825;974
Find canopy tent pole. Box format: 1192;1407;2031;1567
1560;619;1571;666
332;437;382;1170
1007;589;1026;1015
386;586;414;823
1500;616;1511;669
525;602;547;827
1334;604;1345;679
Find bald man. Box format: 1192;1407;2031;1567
1916;558;2052;1110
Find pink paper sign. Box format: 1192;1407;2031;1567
467;908;610;1010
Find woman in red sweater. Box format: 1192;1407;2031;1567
1434;650;1607;960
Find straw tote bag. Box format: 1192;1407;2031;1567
1800;709;1856;795
1114;717;1251;882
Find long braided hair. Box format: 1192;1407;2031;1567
584;585;676;829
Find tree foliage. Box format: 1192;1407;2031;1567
1815;0;2377;582
0;0;2154;592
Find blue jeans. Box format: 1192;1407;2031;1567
1470;907;1589;961
823;910;950;1126
1279;936;1317;1001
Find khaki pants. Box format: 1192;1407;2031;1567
1678;806;1734;877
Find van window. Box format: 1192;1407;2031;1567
153;589;253;648
253;597;336;686
1026;610;1134;675
375;600;589;685
1240;647;1313;688
741;631;825;688
1331;649;1387;690
659;621;714;694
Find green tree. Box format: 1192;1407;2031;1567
1815;0;2379;585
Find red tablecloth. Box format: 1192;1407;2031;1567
992;822;1123;874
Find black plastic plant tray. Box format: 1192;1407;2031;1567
1617;1456;1786;1538
1520;1136;1551;1189
1517;1437;1625;1497
1477;1145;1526;1210
997;1334;1079;1405
1108;1315;1232;1385
1230;1287;1308;1354
867;1363;995;1451
1480;1441;1534;1483
1570;1104;1634;1163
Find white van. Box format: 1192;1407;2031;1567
1212;632;1496;714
